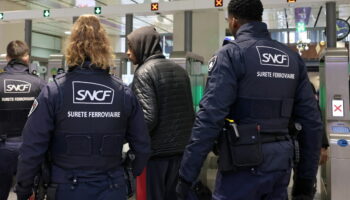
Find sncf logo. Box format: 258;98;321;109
256;46;289;67
4;79;31;93
72;81;114;104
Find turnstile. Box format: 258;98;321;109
170;51;219;190
47;54;64;82
320;48;350;200
170;51;205;112
0;54;7;73
111;53;128;78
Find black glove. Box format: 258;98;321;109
176;177;192;200
15;182;33;200
292;178;315;200
16;192;32;200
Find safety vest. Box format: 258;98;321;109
0;64;43;138
50;67;127;171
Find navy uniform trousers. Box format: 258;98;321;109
0;138;21;200
50;166;127;200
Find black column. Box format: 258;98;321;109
125;14;133;52
326;2;336;48
24;19;32;54
184;11;192;52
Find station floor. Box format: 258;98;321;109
7;190;321;200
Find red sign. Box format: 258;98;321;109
215;0;223;7
151;3;159;11
334;105;342;112
332;100;344;117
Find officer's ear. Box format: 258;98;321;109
21;54;30;65
5;55;11;62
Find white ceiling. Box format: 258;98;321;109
1;0;350;37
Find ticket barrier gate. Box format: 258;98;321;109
319;48;350;200
170;51;205;112
111;53;128;78
46;54;64;82
0;54;6;73
170;51;218;190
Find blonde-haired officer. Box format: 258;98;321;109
15;15;151;200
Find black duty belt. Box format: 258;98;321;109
0;133;22;142
261;134;290;144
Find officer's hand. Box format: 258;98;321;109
319;147;328;165
176;177;192;200
16;192;33;200
15;182;33;200
292;178;315;199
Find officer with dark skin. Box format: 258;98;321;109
176;0;323;200
15;15;151;200
0;40;45;200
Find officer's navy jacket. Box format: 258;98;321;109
0;60;45;138
179;22;323;183
16;63;151;189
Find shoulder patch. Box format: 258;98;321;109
28;99;38;117
208;56;217;72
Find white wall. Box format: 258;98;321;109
0;22;25;53
173;10;228;63
0;1;27;53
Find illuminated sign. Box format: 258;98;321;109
94;7;102;15
151;3;159;11
43;10;50;18
76;0;96;7
0;13;4;20
296;22;306;32
215;0;223;7
287;0;296;2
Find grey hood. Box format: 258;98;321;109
127;26;163;65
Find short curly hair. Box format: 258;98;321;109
228;0;263;21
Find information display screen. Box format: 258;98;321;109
332;126;350;133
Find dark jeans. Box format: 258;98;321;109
146;155;182;200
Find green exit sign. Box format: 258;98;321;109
94;7;102;15
0;13;4;20
43;10;50;18
296;22;306;32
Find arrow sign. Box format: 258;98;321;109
94;7;102;14
43;10;50;17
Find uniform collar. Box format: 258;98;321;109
4;59;29;73
235;21;271;40
68;61;109;74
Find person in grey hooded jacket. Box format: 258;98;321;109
127;26;195;200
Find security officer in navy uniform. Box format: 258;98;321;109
0;40;45;200
15;15;151;200
176;0;323;200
